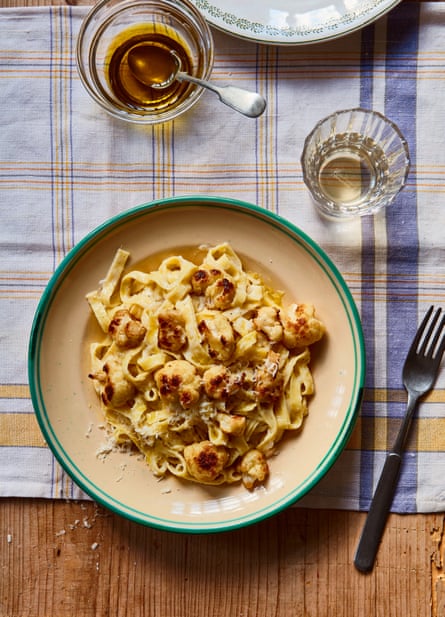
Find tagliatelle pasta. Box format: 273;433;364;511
86;243;325;489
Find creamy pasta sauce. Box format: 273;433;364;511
87;243;325;489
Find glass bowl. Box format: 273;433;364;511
76;0;214;124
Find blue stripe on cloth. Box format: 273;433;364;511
48;8;58;497
57;10;66;258
55;9;67;260
272;47;280;215
49;7;76;269
68;7;75;251
358;21;377;510
49;8;57;273
172;120;176;196
258;44;272;211
385;1;420;513
254;41;261;209
150;127;157;201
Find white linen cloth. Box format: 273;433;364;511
0;3;444;512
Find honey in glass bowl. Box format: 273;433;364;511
76;0;214;125
106;24;193;111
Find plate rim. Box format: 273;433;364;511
28;195;365;533
191;0;402;45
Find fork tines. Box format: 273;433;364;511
414;306;445;359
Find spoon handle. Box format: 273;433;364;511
216;85;267;118
177;73;266;118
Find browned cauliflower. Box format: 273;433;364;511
89;357;135;408
217;413;246;436
108;309;146;348
253;306;283;342
190;268;222;294
154;360;201;409
239;449;269;490
183;440;229;483
157;309;187;352
203;365;238;400
255;350;283;403
280;303;325;349
198;313;235;362
205;277;236;310
191;267;235;310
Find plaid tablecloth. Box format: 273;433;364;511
0;2;444;512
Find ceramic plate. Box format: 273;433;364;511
191;0;401;45
29;196;364;533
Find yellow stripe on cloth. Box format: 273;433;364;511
347;416;445;452
363;388;445;404
0;384;30;398
0;413;46;447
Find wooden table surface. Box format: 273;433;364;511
1;0;443;615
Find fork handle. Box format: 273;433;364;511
354;452;402;572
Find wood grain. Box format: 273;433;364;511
1;499;443;617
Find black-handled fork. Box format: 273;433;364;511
354;305;445;573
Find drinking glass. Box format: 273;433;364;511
301;108;410;218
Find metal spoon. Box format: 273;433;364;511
127;44;266;118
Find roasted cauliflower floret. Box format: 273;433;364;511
89;357;135;408
155;360;201;409
239;449;269;490
217;413;246;436
191;267;235;309
190;268;222;294
203;365;238;400
280;303;325;349
255;350;283;403
157;309;187;352
183;440;229;483
205;276;236;310
108;309;146;348
198;313;235;362
254;306;283;342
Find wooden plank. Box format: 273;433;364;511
0;499;442;617
432;518;445;617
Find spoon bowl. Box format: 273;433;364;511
127;44;266;118
127;44;179;89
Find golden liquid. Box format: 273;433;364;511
106;24;193;111
315;134;388;207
